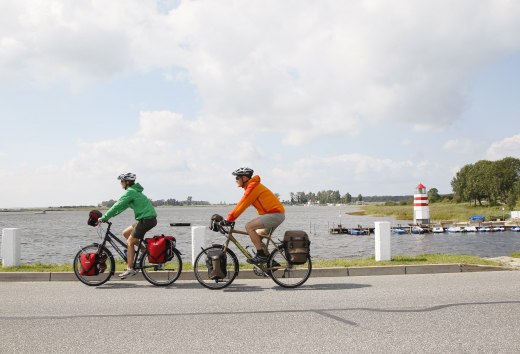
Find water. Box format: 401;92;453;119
1;205;520;264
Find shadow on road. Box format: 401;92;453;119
287;283;371;291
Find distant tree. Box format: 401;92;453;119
357;194;363;202
342;193;352;204
427;188;441;203
451;157;520;206
296;192;308;204
100;199;116;208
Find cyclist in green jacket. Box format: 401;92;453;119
98;172;158;279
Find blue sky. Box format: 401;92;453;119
1;0;520;208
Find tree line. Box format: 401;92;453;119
99;196;210;208
286;191;413;205
451;157;520;209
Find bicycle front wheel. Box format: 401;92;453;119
268;246;312;288
141;248;182;286
193;245;239;290
73;244;115;286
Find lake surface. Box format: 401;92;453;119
1;205;520;264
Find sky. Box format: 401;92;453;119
1;0;520;208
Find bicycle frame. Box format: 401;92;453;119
220;226;286;271
97;222;145;269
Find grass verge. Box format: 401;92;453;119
359;202;511;222
0;254;503;272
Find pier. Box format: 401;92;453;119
329;224;374;235
330;221;520;235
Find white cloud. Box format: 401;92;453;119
0;109;454;207
442;138;474;154
2;1;519;207
270;153;438;196
2;1;520;141
486;134;520;160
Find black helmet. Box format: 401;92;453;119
232;167;253;178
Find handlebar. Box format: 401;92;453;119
218;221;234;234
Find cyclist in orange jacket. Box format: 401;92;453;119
224;167;285;264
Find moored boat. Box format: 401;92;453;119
463;226;478;232
411;226;425;234
432;226;444;233
447;226;463;233
393;228;407;235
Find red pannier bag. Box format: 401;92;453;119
80;253;99;276
146;235;175;264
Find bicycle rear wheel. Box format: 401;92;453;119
141;248;182;286
73;244;114;286
268;246;312;288
193;245;239;290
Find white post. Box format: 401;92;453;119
191;226;206;266
2;228;21;267
374;222;391;261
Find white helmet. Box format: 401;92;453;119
117;172;136;181
232;167;254;178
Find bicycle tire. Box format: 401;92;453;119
73;244;115;286
141;248;183;286
268;246;312;288
193;245;239;290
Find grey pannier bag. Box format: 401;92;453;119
206;249;227;279
283;231;310;265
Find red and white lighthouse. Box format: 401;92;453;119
413;183;430;225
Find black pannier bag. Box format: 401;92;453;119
209;214;224;232
205;249;227;279
283;231;311;265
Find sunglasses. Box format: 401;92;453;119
235;176;242;181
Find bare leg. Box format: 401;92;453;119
122;226;136;269
122;225;133;240
245;217;266;252
127;236;139;269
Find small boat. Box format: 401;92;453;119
479;226;491;232
511;226;520;232
492;226;505;232
447;226;463;233
169;223;191;227
393;228;407;235
432;226;444;233
350;229;364;235
463;226;478;232
411;226;425;234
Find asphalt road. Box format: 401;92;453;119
1;272;520;353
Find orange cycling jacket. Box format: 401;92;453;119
227;175;285;222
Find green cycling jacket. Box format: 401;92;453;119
101;183;157;221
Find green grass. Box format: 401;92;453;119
0;254;503;272
0;262;73;272
312;254;501;267
360;202;511;222
512;252;520;258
